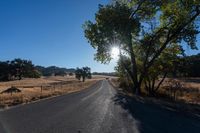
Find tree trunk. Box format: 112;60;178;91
127;33;141;95
119;48;139;94
135;83;141;95
154;72;167;92
82;76;85;82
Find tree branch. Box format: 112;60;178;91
119;51;135;84
155;72;167;92
147;11;200;70
129;0;146;19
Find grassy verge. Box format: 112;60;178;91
0;78;99;109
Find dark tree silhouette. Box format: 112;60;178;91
75;67;92;82
0;59;41;81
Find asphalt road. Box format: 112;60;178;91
0;80;199;133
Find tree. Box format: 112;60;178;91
0;59;41;81
83;1;200;95
69;72;74;76
9;59;40;80
0;61;11;81
82;67;92;82
186;54;200;77
115;56;134;92
75;68;82;81
10;58;24;80
173;53;200;77
142;44;182;95
22;60;41;78
75;67;92;82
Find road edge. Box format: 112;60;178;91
0;80;102;112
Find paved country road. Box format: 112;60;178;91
0;80;199;133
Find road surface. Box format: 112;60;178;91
0;80;199;133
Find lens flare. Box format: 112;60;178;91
111;47;120;59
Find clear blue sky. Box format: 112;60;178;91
0;0;118;72
0;0;199;72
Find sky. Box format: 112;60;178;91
0;0;118;72
0;0;199;72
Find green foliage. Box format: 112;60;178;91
173;53;200;77
75;67;92;82
84;0;200;95
83;2;140;63
0;61;11;81
75;68;82;81
115;56;134;92
92;72;116;76
0;59;41;81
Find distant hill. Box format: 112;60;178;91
35;66;75;76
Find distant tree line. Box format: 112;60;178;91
0;59;41;81
172;53;200;77
92;72;117;76
0;58;76;81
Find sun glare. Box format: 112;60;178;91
111;47;120;59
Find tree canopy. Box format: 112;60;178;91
84;0;200;95
75;67;92;82
0;59;41;81
173;53;200;77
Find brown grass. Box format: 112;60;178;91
109;77;200;104
0;76;104;108
159;78;200;104
109;77;200;116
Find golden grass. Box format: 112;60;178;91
159;78;200;104
109;77;200;104
0;76;103;108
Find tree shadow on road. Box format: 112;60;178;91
112;91;200;133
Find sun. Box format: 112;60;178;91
111;47;120;59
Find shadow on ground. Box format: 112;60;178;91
112;91;200;133
180;78;200;83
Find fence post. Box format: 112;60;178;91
0;94;1;105
41;86;43;93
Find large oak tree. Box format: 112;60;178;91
83;0;200;95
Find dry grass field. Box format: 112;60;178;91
110;77;200;116
160;78;200;104
0;75;107;108
110;77;200;105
